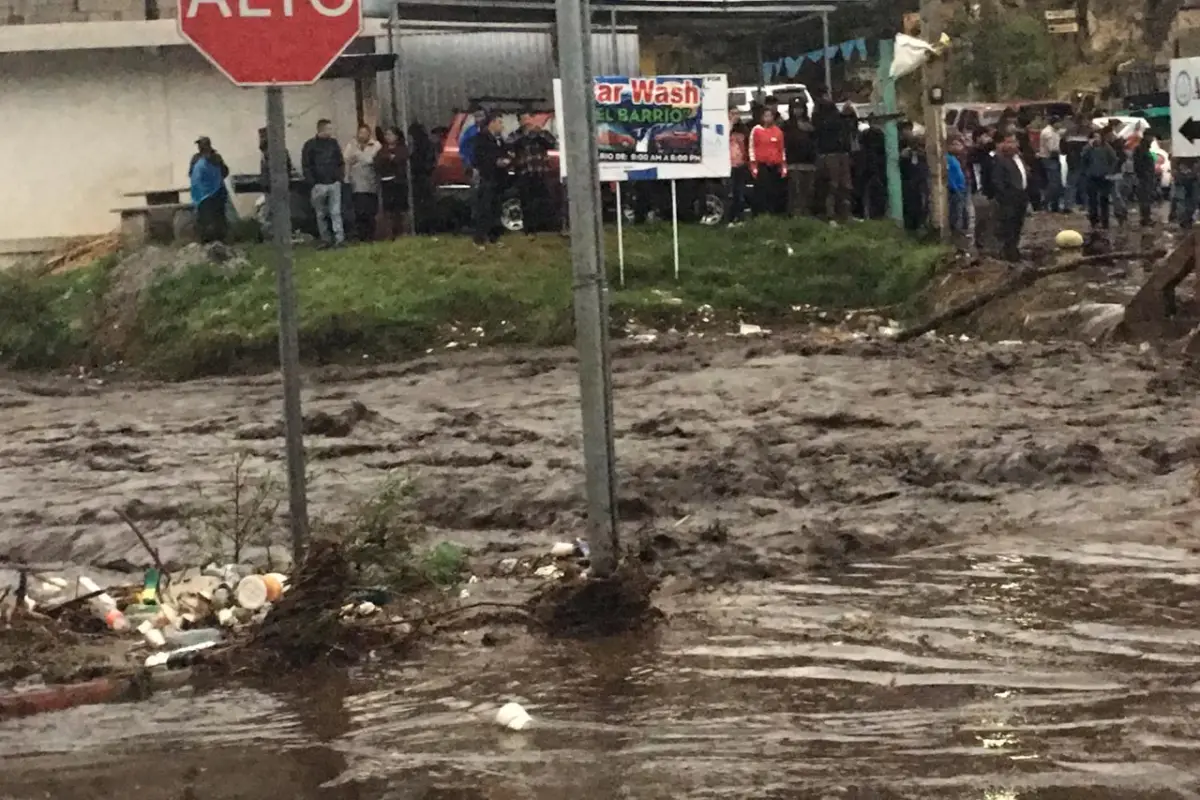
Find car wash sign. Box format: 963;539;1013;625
594;76;704;164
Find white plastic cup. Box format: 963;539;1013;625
495;702;533;731
550;542;576;558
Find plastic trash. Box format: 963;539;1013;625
495;702;532;731
235;574;283;610
163;627;222;648
550;542;576;558
138;620;167;648
77;576;129;631
145;641;219;669
890;32;949;79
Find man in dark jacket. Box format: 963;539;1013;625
508;112;557;235
782;103;816;216
1081;130;1119;230
471;112;510;248
1132;133;1158;228
301;119;345;248
993;133;1029;263
812;90;853;221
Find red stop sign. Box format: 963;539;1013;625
179;0;363;86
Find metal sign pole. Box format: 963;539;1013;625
265;86;310;561
555;0;619;578
392;9;418;232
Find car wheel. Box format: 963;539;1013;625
700;192;725;226
502;198;524;232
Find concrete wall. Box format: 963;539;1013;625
0;45;356;241
1;0;161;24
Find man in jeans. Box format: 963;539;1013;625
301;119;346;248
946;137;969;247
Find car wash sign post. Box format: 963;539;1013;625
180;0;364;561
1172;57;1200;159
594;76;705;164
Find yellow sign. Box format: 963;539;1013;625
1048;21;1080;33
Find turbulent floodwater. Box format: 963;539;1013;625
4;536;1200;799
3;333;1200;798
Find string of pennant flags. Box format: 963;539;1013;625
762;37;870;84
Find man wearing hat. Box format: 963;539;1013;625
189;136;230;243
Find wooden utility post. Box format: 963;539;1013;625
921;0;949;242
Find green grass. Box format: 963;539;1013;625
0;218;945;378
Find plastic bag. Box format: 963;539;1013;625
890;32;950;79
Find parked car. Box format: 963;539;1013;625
728;83;815;123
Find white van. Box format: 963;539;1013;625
728;83;815;122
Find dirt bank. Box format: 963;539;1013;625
1;328;1198;589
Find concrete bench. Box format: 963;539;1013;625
111;202;195;247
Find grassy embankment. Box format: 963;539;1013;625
0;217;945;379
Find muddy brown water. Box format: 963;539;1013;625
4;536;1200;798
3;334;1200;797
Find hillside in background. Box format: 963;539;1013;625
641;0;1199;102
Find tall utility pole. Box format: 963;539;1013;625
555;0;620;578
921;0;949;242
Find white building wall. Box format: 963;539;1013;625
0;46;357;242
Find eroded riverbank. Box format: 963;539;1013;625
1;334;1197;576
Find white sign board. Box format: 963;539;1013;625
553;74;731;182
1172;58;1200;158
1043;9;1077;20
1047;22;1079;34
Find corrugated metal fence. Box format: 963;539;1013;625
381;30;640;128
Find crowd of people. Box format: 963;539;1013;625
725;94;1185;261
183;93;1192;258
727;89;886;226
283;119;440;249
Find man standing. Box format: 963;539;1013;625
813;89;853;222
1038;116;1064;212
189;136;230;244
458;107;487;183
301;119;346;249
946;137;969;244
344;124;382;243
1081;130;1119;230
471;112;510;248
1062;114;1091;212
1132;132;1159;228
992;133;1029;263
508;112;557;235
783;103;817;216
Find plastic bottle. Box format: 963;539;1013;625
163;627;222;648
77;576;129;631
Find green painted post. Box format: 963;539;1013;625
878;38;904;225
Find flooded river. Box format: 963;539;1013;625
3;334;1200;798
5;533;1200;799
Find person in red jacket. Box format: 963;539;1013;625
750;108;788;216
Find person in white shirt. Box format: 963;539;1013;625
344;125;382;243
1038;117;1064;212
